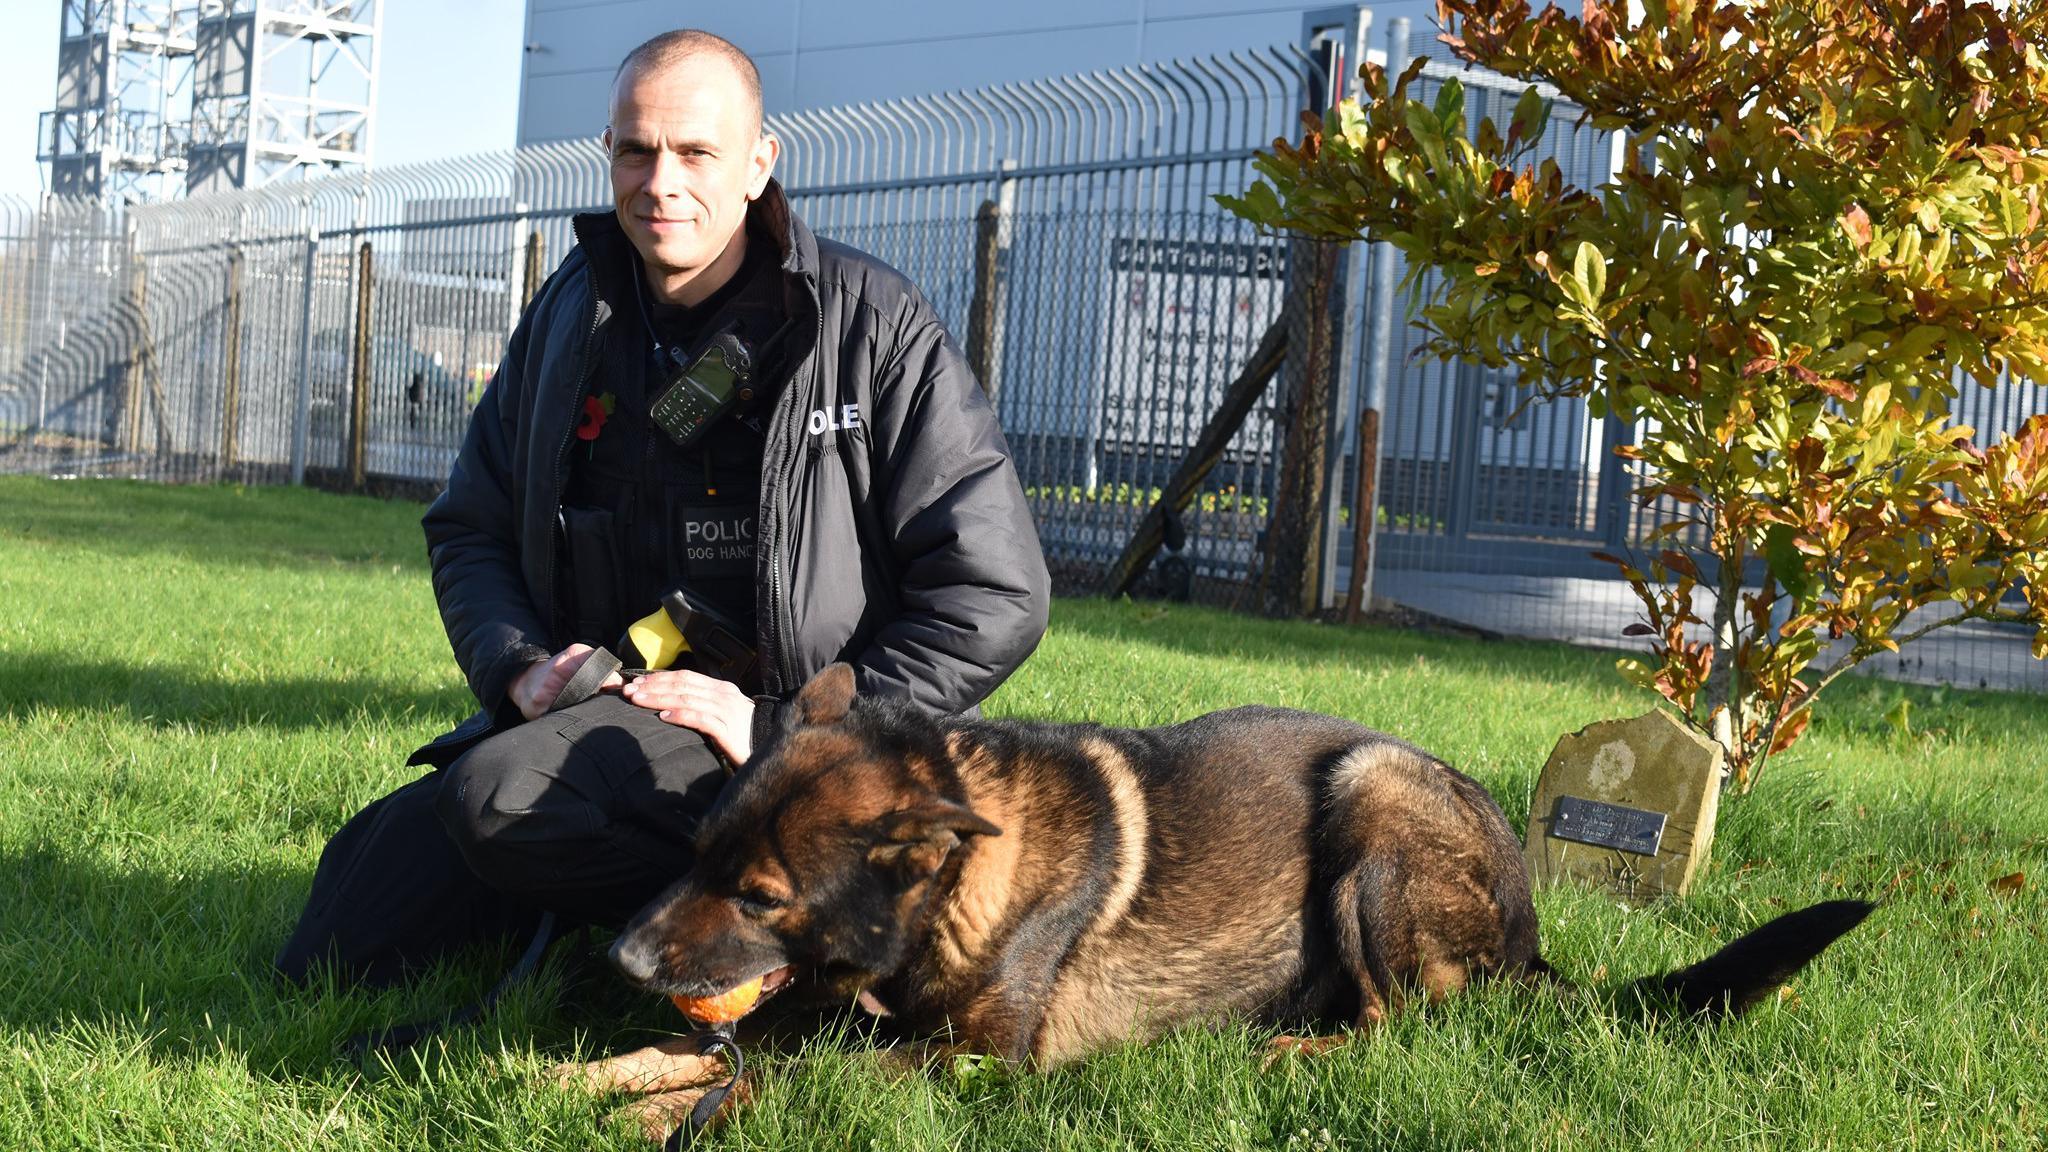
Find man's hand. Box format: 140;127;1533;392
509;644;625;721
622;668;754;765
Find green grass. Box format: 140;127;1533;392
1;474;2044;1151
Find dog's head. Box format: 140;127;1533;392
609;663;1001;1017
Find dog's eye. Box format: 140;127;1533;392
734;888;788;914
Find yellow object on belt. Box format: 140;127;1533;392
626;606;690;670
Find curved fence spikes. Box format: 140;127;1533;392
7;41;1329;505
9;34;2039;680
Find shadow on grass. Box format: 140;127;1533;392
0;844;334;1069
0;651;472;734
0;476;430;574
0;842;652;1077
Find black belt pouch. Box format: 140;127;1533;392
559;505;623;649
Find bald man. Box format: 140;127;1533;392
276;30;1049;986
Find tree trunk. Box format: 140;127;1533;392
1258;240;1341;617
1706;544;1743;785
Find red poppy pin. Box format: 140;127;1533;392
576;392;616;445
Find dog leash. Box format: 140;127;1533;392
664;1028;745;1150
347;644;742;1134
338;659;603;1060
342;910;560;1057
555;645;749;1147
550;647;627;710
340;914;746;1149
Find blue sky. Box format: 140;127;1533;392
0;0;527;202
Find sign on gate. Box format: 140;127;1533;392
1095;235;1287;454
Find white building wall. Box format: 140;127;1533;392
516;0;1436;145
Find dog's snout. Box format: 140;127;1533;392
608;934;660;985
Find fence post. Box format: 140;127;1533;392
1595;129;1638;553
1597;415;1637;550
30;209;54;437
290;227;318;486
522;227;545;314
967;198;1001;399
121;235;149;455
1315;6;1375;612
348;239;373;490
220;249;243;472
1343;15;1410;623
116;222;173;468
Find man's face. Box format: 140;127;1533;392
603;55;778;297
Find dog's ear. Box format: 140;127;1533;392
794;663;857;727
868;798;1002;877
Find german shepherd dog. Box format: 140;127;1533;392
576;664;1870;1128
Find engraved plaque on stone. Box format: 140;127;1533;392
1551;796;1668;856
1524;709;1722;904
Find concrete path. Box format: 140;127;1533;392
1375;569;2045;695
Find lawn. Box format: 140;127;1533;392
1;475;2043;1151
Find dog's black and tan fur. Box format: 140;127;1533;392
608;664;1870;1071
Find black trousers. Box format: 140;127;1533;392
274;694;729;987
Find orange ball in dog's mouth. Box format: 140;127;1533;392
670;965;798;1026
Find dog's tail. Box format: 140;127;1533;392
1631;899;1875;1019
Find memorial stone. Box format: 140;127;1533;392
1524;709;1723;904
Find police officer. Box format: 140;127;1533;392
276;29;1050;985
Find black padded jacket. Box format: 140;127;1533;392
408;181;1050;765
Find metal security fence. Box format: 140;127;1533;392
3;43;1326;606
769;47;1326;600
3;7;2043;693
1;198;134;467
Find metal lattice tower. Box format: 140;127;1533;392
38;1;200;203
188;0;381;196
38;0;380;204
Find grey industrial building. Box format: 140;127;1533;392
515;0;1435;145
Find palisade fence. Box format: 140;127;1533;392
2;13;2043;692
1;40;1329;602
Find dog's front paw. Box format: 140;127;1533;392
552;1036;732;1096
612;1073;756;1146
1258;1033;1350;1071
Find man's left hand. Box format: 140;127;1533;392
619;669;754;765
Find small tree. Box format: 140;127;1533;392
1222;0;2048;790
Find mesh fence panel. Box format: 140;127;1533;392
1;22;2042;692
